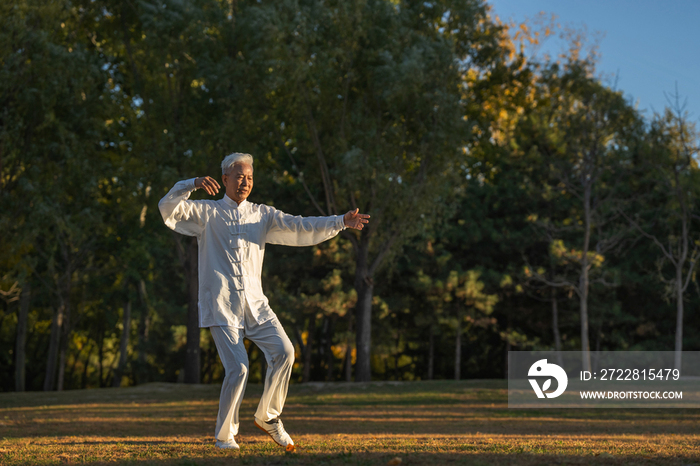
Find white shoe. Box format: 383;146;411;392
215;439;240;450
254;417;295;450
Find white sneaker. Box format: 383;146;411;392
254;417;295;450
215;439;240;450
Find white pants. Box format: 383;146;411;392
209;304;295;441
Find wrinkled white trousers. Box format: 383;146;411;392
209;303;295;441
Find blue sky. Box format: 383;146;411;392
488;0;700;124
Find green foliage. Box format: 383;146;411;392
2;0;700;391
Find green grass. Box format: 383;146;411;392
1;380;699;465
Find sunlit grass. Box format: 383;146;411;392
1;380;699;465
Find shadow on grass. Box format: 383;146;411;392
33;440;210;446
2;408;699;439
3;450;694;466
0;381;505;409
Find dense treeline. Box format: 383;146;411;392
1;0;699;391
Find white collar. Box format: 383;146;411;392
223;195;248;209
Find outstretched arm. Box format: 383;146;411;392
265;207;370;246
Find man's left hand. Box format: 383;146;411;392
343;208;370;230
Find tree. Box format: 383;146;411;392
451;270;498;379
14;284;31;391
0;0;113;391
89;0;243;384
621;92;700;370
238;0;505;381
521;61;640;371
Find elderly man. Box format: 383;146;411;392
158;152;368;451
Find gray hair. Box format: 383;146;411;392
221;152;254;175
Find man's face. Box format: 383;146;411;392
222;163;254;204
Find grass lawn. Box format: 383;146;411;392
1;380;699;465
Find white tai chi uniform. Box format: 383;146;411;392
159;178;346;441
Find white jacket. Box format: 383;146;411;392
158;178;346;328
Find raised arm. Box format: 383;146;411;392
158;177;219;236
265;207;370;246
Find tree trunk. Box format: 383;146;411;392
98;324;105;387
56;277;74;392
15;283;31;392
44;301;65;391
302;316;316;383
454;311;462;381
579;273;591;371
97;333;103;387
504;310;512;379
580;183;592;372
137;279;151;383
551;288;564;367
354;278;373;382
67;342;83;385
593;323;602;372
552;289;562;352
344;316;353;382
325;316;335;382
674;265;684;370
427;324;434;380
184;237;200;384
113;295;131;387
81;342;93;389
56;322;69;391
353;232;375;382
394;321;401;380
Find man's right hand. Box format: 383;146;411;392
195;176;221;196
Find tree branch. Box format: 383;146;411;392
523;258;581;298
681;241;700;293
591;272;617;287
617;208;675;264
